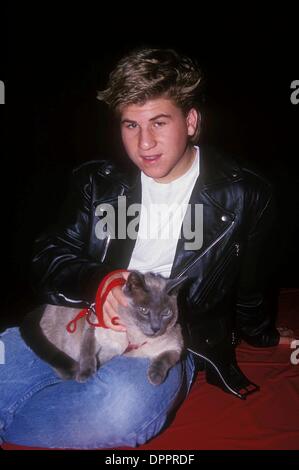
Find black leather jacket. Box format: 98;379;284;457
32;146;280;399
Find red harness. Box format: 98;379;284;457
66;269;128;333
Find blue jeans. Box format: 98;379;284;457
0;327;195;449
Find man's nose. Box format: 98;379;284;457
138;128;156;151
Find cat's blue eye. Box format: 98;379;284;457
139;306;149;315
162;309;171;317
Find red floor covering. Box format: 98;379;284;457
2;289;299;450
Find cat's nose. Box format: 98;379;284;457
151;325;160;334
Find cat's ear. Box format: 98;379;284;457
166;275;189;296
125;271;148;294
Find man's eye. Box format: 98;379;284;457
154;121;166;128
126;123;138;129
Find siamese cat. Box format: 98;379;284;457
20;271;186;385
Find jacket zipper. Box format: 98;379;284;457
194;242;240;305
100;233;111;262
175;220;235;280
183;237;241;397
187;347;244;399
56;292;90;307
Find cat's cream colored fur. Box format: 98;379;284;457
22;272;185;385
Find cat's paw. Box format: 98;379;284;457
55;367;77;381
147;365;167;385
75;367;96;383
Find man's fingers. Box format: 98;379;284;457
110;285;128;308
105;291;119;311
101;280;129;332
103;303;126;332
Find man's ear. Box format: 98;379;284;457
166;275;189;296
186;108;200;138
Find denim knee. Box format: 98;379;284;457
2;353;194;449
88;356;186;448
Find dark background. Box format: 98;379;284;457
1;15;298;329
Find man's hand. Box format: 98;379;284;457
102;271;130;332
277;326;296;345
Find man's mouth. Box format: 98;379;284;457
140;154;162;163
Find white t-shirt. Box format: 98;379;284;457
127;146;200;277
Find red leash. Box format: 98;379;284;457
66;269;128;333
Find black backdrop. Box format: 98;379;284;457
1;20;299;329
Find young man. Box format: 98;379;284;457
0;48;292;449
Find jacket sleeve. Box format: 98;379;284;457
235;173;280;347
31;164;113;307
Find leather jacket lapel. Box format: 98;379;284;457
170;147;240;280
93;171;142;269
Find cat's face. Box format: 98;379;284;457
122;271;183;337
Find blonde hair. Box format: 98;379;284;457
97;48;204;142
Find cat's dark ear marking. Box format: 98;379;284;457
126;271;148;293
166;275;189;296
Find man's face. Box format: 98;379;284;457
120;97;198;183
